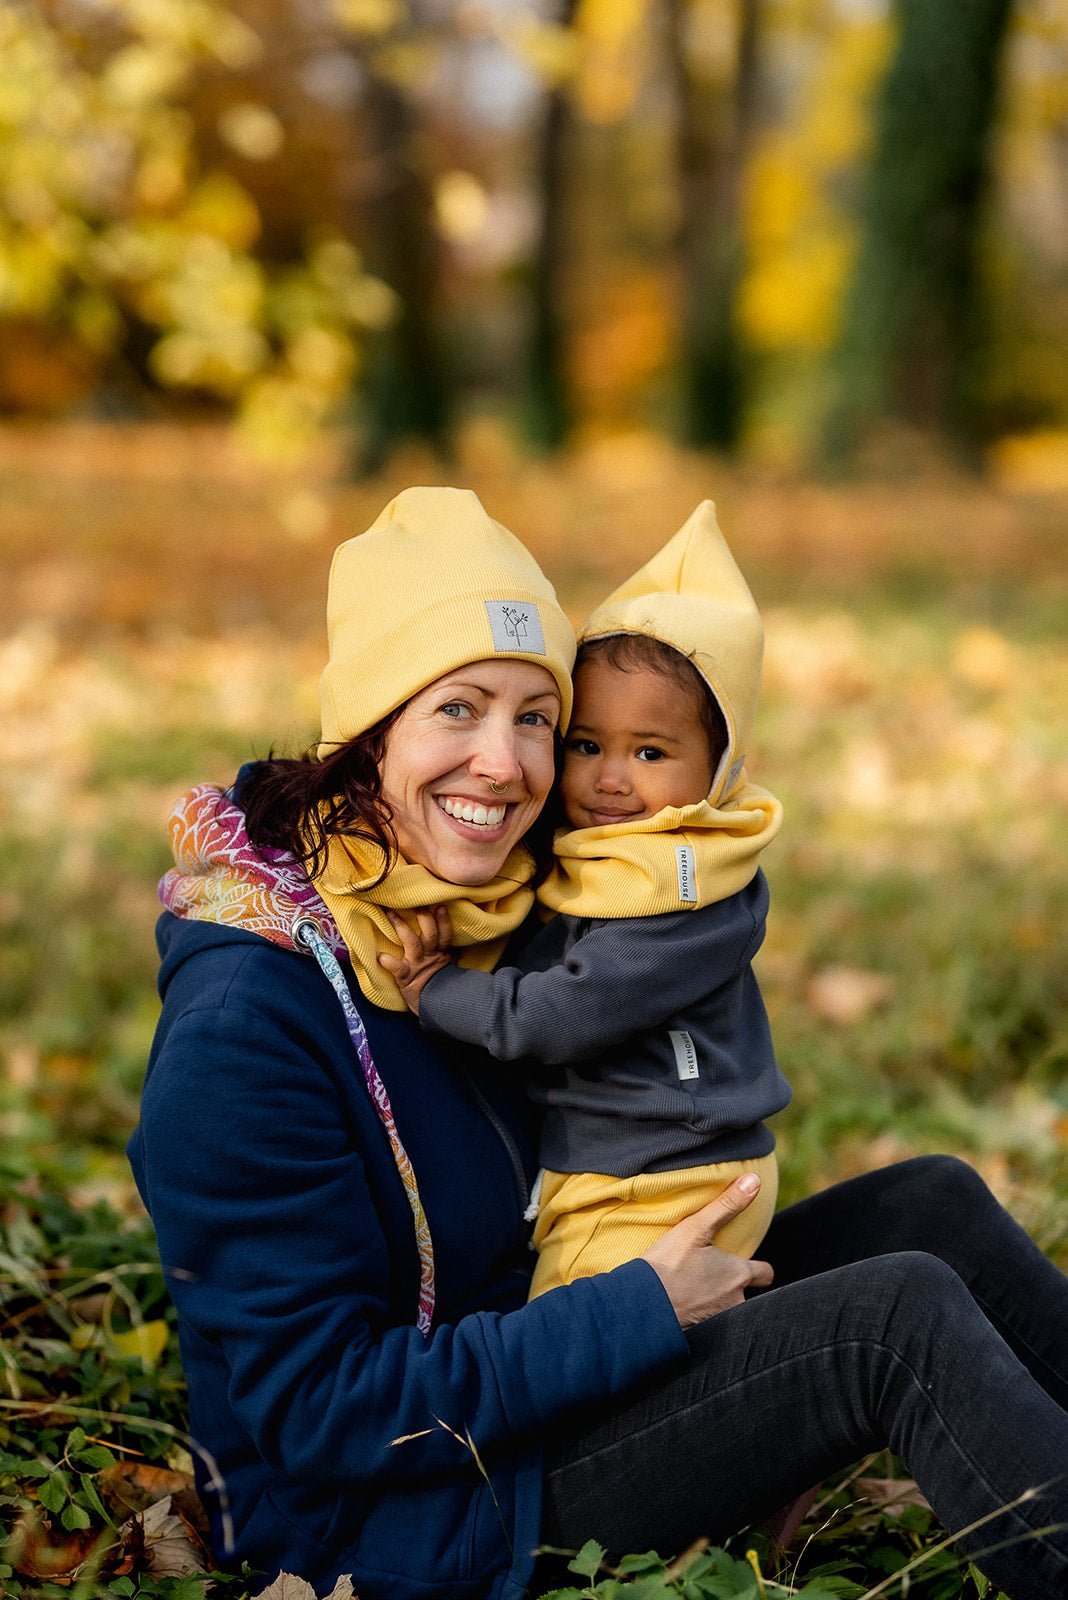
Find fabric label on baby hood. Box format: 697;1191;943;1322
675;845;698;904
722;757;745;795
486;601;546;654
670;1030;700;1081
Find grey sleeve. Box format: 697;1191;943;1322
419;898;763;1064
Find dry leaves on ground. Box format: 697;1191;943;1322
252;1572;357;1600
855;1476;931;1516
806;965;894;1026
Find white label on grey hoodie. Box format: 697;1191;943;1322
670;1029;700;1080
676;845;698;904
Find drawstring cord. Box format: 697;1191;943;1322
294;916;435;1337
523;1167;545;1226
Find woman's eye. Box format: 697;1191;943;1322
439;702;472;719
637;746;666;762
518;710;553;728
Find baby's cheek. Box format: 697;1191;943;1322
557;759;580;797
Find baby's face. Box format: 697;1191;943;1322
560;658;715;829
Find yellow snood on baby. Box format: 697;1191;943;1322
537;779;783;919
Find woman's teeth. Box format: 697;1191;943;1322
437;797;507;828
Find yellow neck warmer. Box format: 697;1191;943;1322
536;779;783;919
314;834;536;1010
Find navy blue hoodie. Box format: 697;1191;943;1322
128;913;688;1598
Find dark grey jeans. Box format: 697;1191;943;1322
540;1157;1068;1600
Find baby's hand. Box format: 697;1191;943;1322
378;906;454;1014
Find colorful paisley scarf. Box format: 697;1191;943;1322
158;783;436;1335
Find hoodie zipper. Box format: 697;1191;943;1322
462;1071;531;1219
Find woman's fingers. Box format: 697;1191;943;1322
682;1173;762;1246
746;1256;775;1291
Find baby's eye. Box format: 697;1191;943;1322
636;746;666;762
566;738;600;757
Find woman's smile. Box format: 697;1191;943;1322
434;795;509;829
379;658;561;884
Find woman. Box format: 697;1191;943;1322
130;487;1068;1600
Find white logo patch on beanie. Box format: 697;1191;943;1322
486;600;546;655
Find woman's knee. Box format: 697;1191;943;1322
900;1153;990;1201
837;1250;974;1356
880;1155;996;1235
877;1247;971;1303
841;1252;975;1413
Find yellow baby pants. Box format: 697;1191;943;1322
528;1153;778;1300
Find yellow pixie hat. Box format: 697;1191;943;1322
319;487;575;750
580;500;764;803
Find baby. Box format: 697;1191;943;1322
383;501;791;1298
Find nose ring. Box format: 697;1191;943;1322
489;780;505;794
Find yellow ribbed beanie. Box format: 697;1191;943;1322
579;500;763;804
318;487;576;752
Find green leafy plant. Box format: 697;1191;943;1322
0;1169;207;1593
531;1524;1012;1600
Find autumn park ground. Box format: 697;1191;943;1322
1;421;1066;1598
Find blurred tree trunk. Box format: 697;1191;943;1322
355;64;451;474
666;0;763;451
523;0;579;451
824;0;1014;469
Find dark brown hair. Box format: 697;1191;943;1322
576;633;729;772
242;711;403;886
242;708;560;883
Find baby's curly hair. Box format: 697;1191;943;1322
576;633;728;773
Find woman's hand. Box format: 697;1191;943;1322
641;1174;774;1328
378;906;454;1014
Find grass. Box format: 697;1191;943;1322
0;419;1066;1592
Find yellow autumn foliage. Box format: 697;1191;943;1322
217;101;286;161
331;0;405;36
574;0;650;123
738;14;890;358
108;1320;170;1367
740;226;853;352
508;18;582;88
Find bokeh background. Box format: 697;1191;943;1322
2;0;1067;1241
0;3;1066;1587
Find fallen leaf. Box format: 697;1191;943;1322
8;1509;98;1580
68;1291;110;1325
107;1319;169;1365
251;1575;318;1600
856;1476;931;1516
806;965;893;1026
251;1571;356;1600
952;626;1015;693
323;1578;356;1600
98;1460;196;1516
128;1494;210;1577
